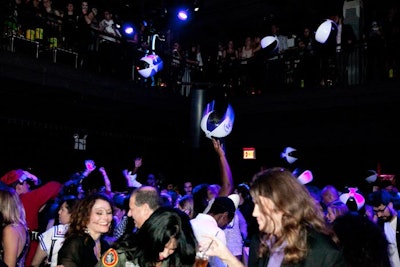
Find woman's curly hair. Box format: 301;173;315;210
65;192;113;242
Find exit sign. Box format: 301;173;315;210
243;147;256;159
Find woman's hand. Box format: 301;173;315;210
199;235;244;267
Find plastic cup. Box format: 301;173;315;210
195;251;209;267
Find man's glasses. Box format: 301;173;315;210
373;205;387;214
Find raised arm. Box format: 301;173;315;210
122;157;143;188
212;138;233;196
99;167;112;197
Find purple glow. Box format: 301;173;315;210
177;10;188;20
124;26;134;35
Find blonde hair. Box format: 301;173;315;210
0;187;27;228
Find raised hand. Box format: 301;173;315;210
85;159;97;172
134;157;143;168
22;170;40;185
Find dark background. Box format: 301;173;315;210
1;0;400;193
1;51;399;192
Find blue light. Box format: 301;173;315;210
122;23;136;37
124;26;134;35
177;9;188;21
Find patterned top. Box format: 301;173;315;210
96;248;139;267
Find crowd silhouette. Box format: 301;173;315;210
1;137;400;266
1;0;399;97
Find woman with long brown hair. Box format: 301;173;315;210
57;193;113;267
199;167;347;266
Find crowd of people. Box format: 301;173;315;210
1;0;399;96
0;136;400;267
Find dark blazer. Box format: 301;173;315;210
248;230;347;267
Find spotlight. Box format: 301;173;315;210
121;22;136;38
177;9;189;21
124;26;134;35
315;19;337;44
193;0;200;11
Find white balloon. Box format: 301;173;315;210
137;54;163;78
315;19;335;44
200;102;235;139
261;35;279;49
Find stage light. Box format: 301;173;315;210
315;19;337;44
193;0;200;11
124;26;133;35
177;9;189;21
121;23;136;37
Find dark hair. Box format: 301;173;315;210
236;183;251;201
116;207;197;267
333;212;390;267
65;192;113;239
192;183;209;217
176;195;194;218
61;195;79;214
367;190;393;207
208;196;235;221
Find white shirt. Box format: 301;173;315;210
385;217;400;267
127;172;142;188
38;224;69;267
191;213;227;267
99;19;121;42
224;210;247;256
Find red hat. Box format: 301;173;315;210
0;169;28;185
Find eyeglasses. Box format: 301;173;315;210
373;205;387;214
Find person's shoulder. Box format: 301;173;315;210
307;230;340;251
54;224;69;236
64;233;86;245
3;223;23;236
39;224;57;238
305;230;347;266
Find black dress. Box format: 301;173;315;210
58;233;110;267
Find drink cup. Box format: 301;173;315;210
194;251;209;267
